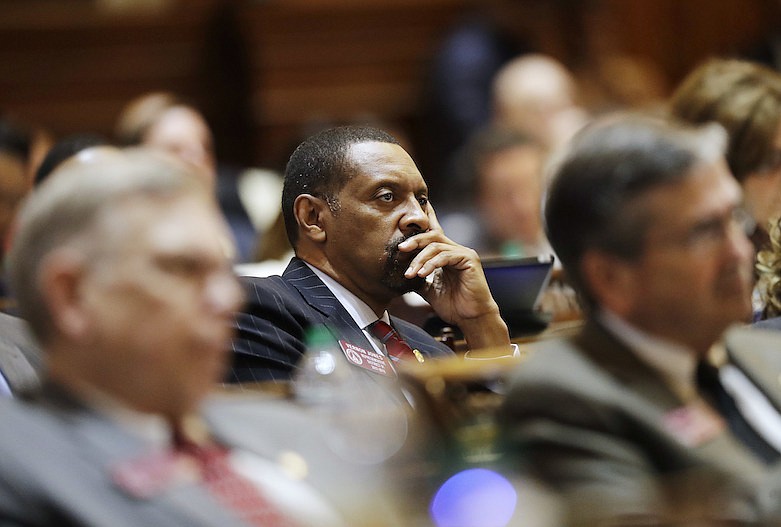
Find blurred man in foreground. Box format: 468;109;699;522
497;114;776;525
0;150;344;526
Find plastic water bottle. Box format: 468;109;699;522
293;325;349;406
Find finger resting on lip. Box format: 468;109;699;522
408;252;455;278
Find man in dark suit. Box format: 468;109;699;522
230;126;513;383
497;114;779;524
0;150;348;526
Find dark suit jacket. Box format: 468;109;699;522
229;257;453;383
497;319;768;525
0;311;43;394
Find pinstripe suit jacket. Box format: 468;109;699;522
229;257;453;383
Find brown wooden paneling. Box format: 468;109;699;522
1;0;780;169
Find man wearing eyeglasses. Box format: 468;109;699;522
497;114;781;525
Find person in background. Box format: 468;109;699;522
230;125;514;383
33;133;114;186
0;117;32;283
470;126;551;259
497;114;779;525
757;216;781;325
670;58;781;319
0;149;348;526
0;310;42;397
670;58;781;254
492;54;589;155
436;54;588;248
115;91;274;263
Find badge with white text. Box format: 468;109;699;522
338;339;394;377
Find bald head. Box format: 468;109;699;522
493;54;587;150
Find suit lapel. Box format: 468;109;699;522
577;319;683;411
0;314;42;394
283;258;376;352
577;320;765;476
33;385;248;527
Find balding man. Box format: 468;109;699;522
0;150;344;526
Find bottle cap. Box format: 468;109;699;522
304;325;333;348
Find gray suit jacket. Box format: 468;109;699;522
497;319;768;525
0;312;42;395
0;383;408;527
0;386;253;527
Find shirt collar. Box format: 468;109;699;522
63;378;172;449
306;262;389;329
0;370;11;398
598;309;697;401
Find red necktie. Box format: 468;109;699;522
368;320;419;362
176;438;296;527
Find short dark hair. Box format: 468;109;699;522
34;134;110;186
545;113;726;310
0;116;31;161
281;125;400;247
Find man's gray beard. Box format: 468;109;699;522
381;234;426;294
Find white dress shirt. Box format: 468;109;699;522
0;370;12;397
598;309;697;402
306;263;391;356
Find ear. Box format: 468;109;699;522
293;194;330;244
39;250;91;340
580;250;640;317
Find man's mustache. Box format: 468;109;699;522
387;231;424;256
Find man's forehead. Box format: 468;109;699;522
346;140;408;164
346;141;426;184
96;193;226;250
642;161;741;227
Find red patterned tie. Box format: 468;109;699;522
176;438;296;527
368;320;419;362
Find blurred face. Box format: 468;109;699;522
322;142;430;310
144;107;217;185
479;145;545;245
742;123;781;232
78;194;242;417
623;160;754;354
0;151;28;254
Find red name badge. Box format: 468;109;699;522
112;450;199;499
338;339;395;377
662;400;726;447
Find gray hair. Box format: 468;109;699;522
544;112;728;311
7;149;211;343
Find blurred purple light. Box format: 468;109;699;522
430;468;517;527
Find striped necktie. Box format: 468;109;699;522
368;320;420;362
176;434;297;527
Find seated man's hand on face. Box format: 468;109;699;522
398;205;511;350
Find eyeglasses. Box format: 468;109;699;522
652;206;755;253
